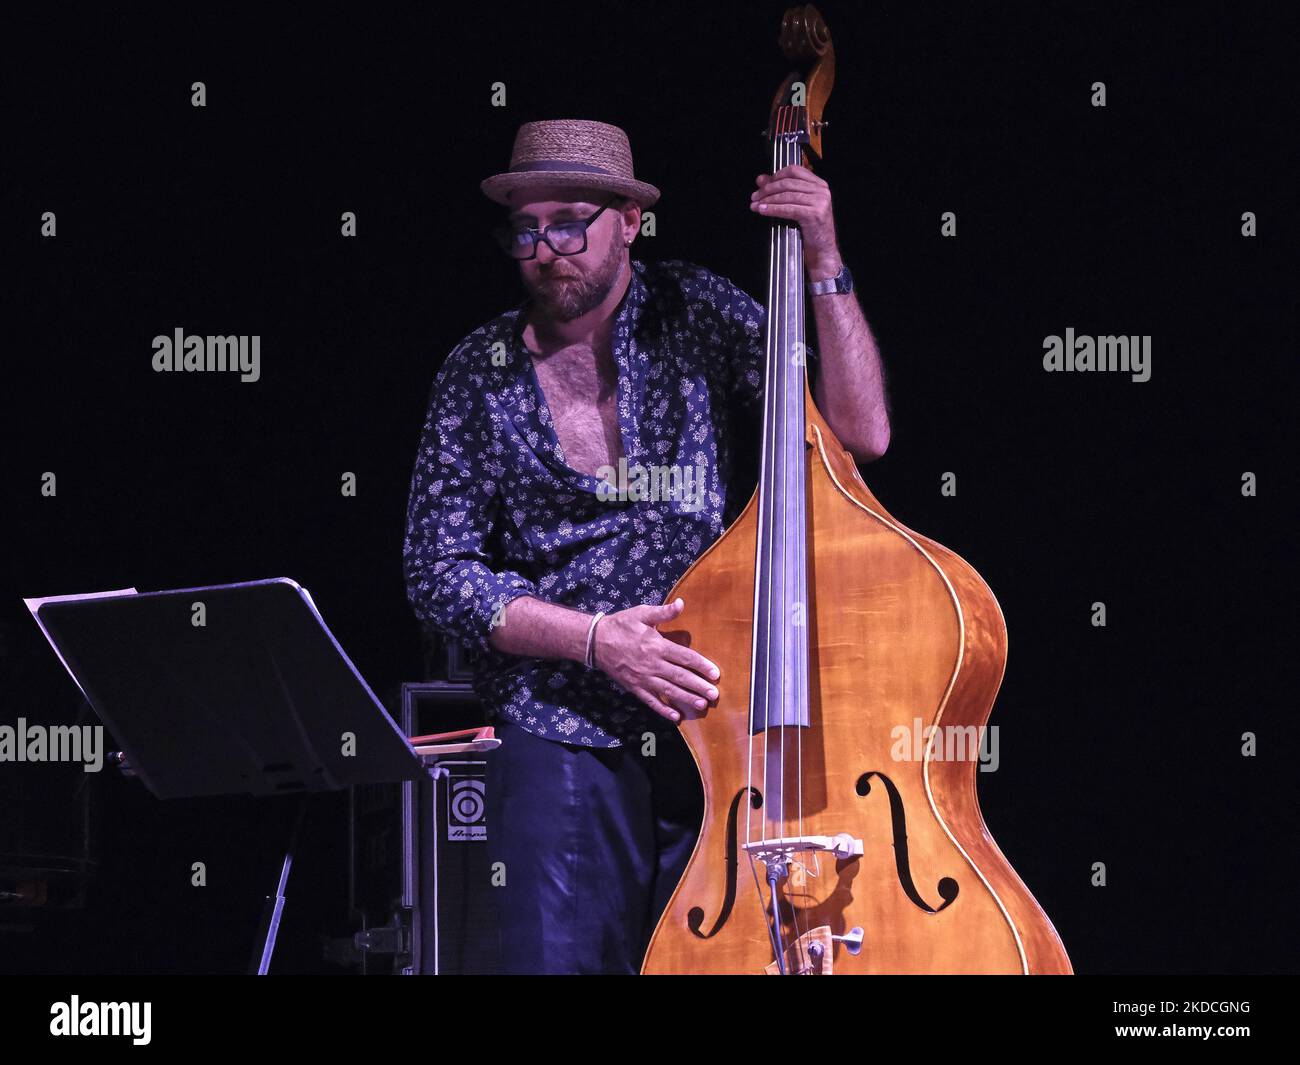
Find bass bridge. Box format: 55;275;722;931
741;832;864;864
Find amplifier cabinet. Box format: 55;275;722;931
352;683;503;974
399;683;501;975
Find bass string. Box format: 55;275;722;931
779;111;811;968
746;105;811;971
744;107;782;963
791;124;808;887
787;112;808;881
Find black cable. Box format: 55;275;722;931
767;866;787;975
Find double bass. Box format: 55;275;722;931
641;5;1072;975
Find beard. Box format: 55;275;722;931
525;231;625;323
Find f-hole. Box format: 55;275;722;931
687;786;763;938
856;771;959;914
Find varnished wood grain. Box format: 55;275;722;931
641;388;1073;975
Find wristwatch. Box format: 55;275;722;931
807;262;853;296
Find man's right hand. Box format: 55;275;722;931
592;598;721;723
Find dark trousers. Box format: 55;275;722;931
484;718;704;974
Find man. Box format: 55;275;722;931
403;119;889;973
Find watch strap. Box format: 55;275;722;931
807;263;852;295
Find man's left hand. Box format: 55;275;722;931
750;164;843;279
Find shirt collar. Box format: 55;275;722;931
503;259;650;481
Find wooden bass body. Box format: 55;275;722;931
641;390;1073;975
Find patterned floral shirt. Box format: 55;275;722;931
404;258;811;747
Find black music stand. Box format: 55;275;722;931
24;577;425;974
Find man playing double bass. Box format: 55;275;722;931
403;118;889;973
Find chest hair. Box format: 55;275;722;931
531;344;625;477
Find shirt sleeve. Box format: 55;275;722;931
705;268;820;416
403;343;537;655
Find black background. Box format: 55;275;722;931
2;2;1295;974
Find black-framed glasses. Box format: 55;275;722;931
494;197;619;260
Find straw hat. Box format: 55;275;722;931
480;119;660;208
